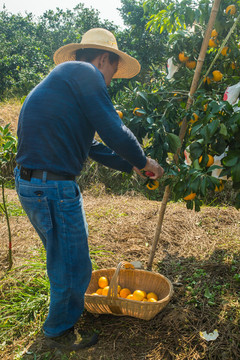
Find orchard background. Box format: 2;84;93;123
0;1;240;359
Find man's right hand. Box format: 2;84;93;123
142;158;164;179
133;158;164;180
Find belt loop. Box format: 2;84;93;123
42;171;47;183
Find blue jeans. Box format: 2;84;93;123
14;167;92;337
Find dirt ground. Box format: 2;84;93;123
1;188;240;359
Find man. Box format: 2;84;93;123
15;28;164;350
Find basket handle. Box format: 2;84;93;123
107;261;135;300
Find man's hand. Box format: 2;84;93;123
133;158;164;180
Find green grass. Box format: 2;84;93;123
0;248;49;349
0;245;111;357
0;201;26;216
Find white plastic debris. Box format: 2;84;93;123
166;57;180;80
223;82;240;112
199;329;219;341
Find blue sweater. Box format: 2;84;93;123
16;61;147;176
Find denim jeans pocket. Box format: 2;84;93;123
18;190;53;234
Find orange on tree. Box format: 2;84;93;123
226;5;236;15
147;292;158;301
119;288;131;298
186;60;196;69
203;103;208;111
190;113;199;124
221;46;230;56
184;192;197;201
231;62;236;70
133;107;143;116
98;276;109;289
208;38;218;48
199;154;214;167
203;77;211;85
178;52;189;62
215;180;224;192
212;70;223;82
116;110;123;119
132;290;145;301
211;29;218;38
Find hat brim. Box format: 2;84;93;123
53;43;141;79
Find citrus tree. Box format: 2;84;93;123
0;124;18;270
114;0;240;209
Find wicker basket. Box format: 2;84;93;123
85;261;173;321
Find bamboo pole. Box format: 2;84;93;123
147;0;222;271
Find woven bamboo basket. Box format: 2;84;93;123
85;261;173;321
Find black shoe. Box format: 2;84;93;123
45;327;99;351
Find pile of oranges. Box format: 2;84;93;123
91;276;159;302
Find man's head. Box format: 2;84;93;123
75;48;119;85
53;28;140;81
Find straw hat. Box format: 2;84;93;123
53;28;140;79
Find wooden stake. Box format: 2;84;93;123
147;0;222;271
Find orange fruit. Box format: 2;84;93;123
102;286;110;296
147;292;158;301
96;288;103;295
208;38;218;48
116;110;123;119
178;52;189;62
221;46;230;56
98;276;109;289
133;107;143;116
211;29;218;38
91;292;99;295
148;298;157;302
117;285;121;293
203;104;208;111
190;113;199;124
199;154;214;167
231;62;236;70
203;77;211;85
212;70;223;82
186;60;196;69
126;294;134;300
226;5;236;15
132;290;145;301
146;180;159;191
184;192;197;201
119;288;131;298
142;298;148;302
215;180;224;192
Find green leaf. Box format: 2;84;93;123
204;286;212;299
208;119;220;137
189;141;203;159
136;91;148;103
235;192;240;210
219;123;228;137
222;154;239;167
231;162;240;183
166;133;181;153
200;177;207;196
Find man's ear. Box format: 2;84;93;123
97;53;109;69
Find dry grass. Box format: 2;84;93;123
0;190;240;360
